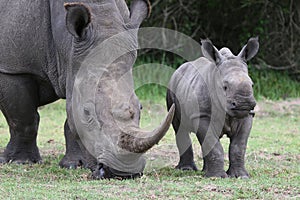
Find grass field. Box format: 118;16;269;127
0;98;299;199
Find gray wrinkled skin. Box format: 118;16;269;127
167;37;259;178
0;0;174;179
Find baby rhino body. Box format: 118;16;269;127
166;37;259;178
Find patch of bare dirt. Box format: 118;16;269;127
145;144;178;172
254;98;300;117
250;151;299;162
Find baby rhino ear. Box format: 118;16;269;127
129;0;151;28
238;37;259;61
201;39;223;65
64;3;91;39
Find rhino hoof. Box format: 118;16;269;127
59;156;84;169
176;165;198;171
10;159;42;165
175;163;198;171
204;170;228;178
226;168;249;178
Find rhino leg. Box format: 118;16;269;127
175;131;198;171
201;143;227;178
167;89;197;171
0;74;41;164
194;118;227;178
227;116;252;178
59;120;92;169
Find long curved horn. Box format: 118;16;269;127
118;104;175;153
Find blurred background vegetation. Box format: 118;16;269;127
130;0;300;100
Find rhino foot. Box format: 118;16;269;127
204;170;228;178
226;167;249;178
2;146;42;164
2;155;42;165
59;155;85;169
5;156;42;164
175;162;198;171
9;159;43;165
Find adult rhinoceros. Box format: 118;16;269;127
0;0;174;179
166;37;259;178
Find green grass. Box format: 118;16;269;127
0;98;299;199
249;68;300;100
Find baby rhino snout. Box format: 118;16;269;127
230;82;256;111
229;98;256;111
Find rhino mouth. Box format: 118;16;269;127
226;98;256;118
227;107;254;118
227;104;254;117
92;163;143;180
231;108;252;111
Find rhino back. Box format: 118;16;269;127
168;57;220;126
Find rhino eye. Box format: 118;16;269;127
223;86;228;91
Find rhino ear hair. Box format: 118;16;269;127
238;36;259;61
129;0;151;28
64;3;91;39
201;39;223;65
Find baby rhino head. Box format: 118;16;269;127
201;37;259;118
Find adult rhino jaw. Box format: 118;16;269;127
118;104;175;153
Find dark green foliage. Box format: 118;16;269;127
135;0;300;79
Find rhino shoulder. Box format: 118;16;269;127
170;57;213;86
175;57;210;73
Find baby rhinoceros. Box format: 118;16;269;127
166;37;259;178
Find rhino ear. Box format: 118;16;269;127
129;0;151;28
201;39;223;65
64;3;91;39
238;37;259;61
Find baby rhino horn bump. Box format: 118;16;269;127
118;104;175;153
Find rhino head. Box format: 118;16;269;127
201;37;259;118
63;0;174;179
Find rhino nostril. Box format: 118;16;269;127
129;109;134;119
231;102;237;108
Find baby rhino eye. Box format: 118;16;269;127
223;80;229;91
